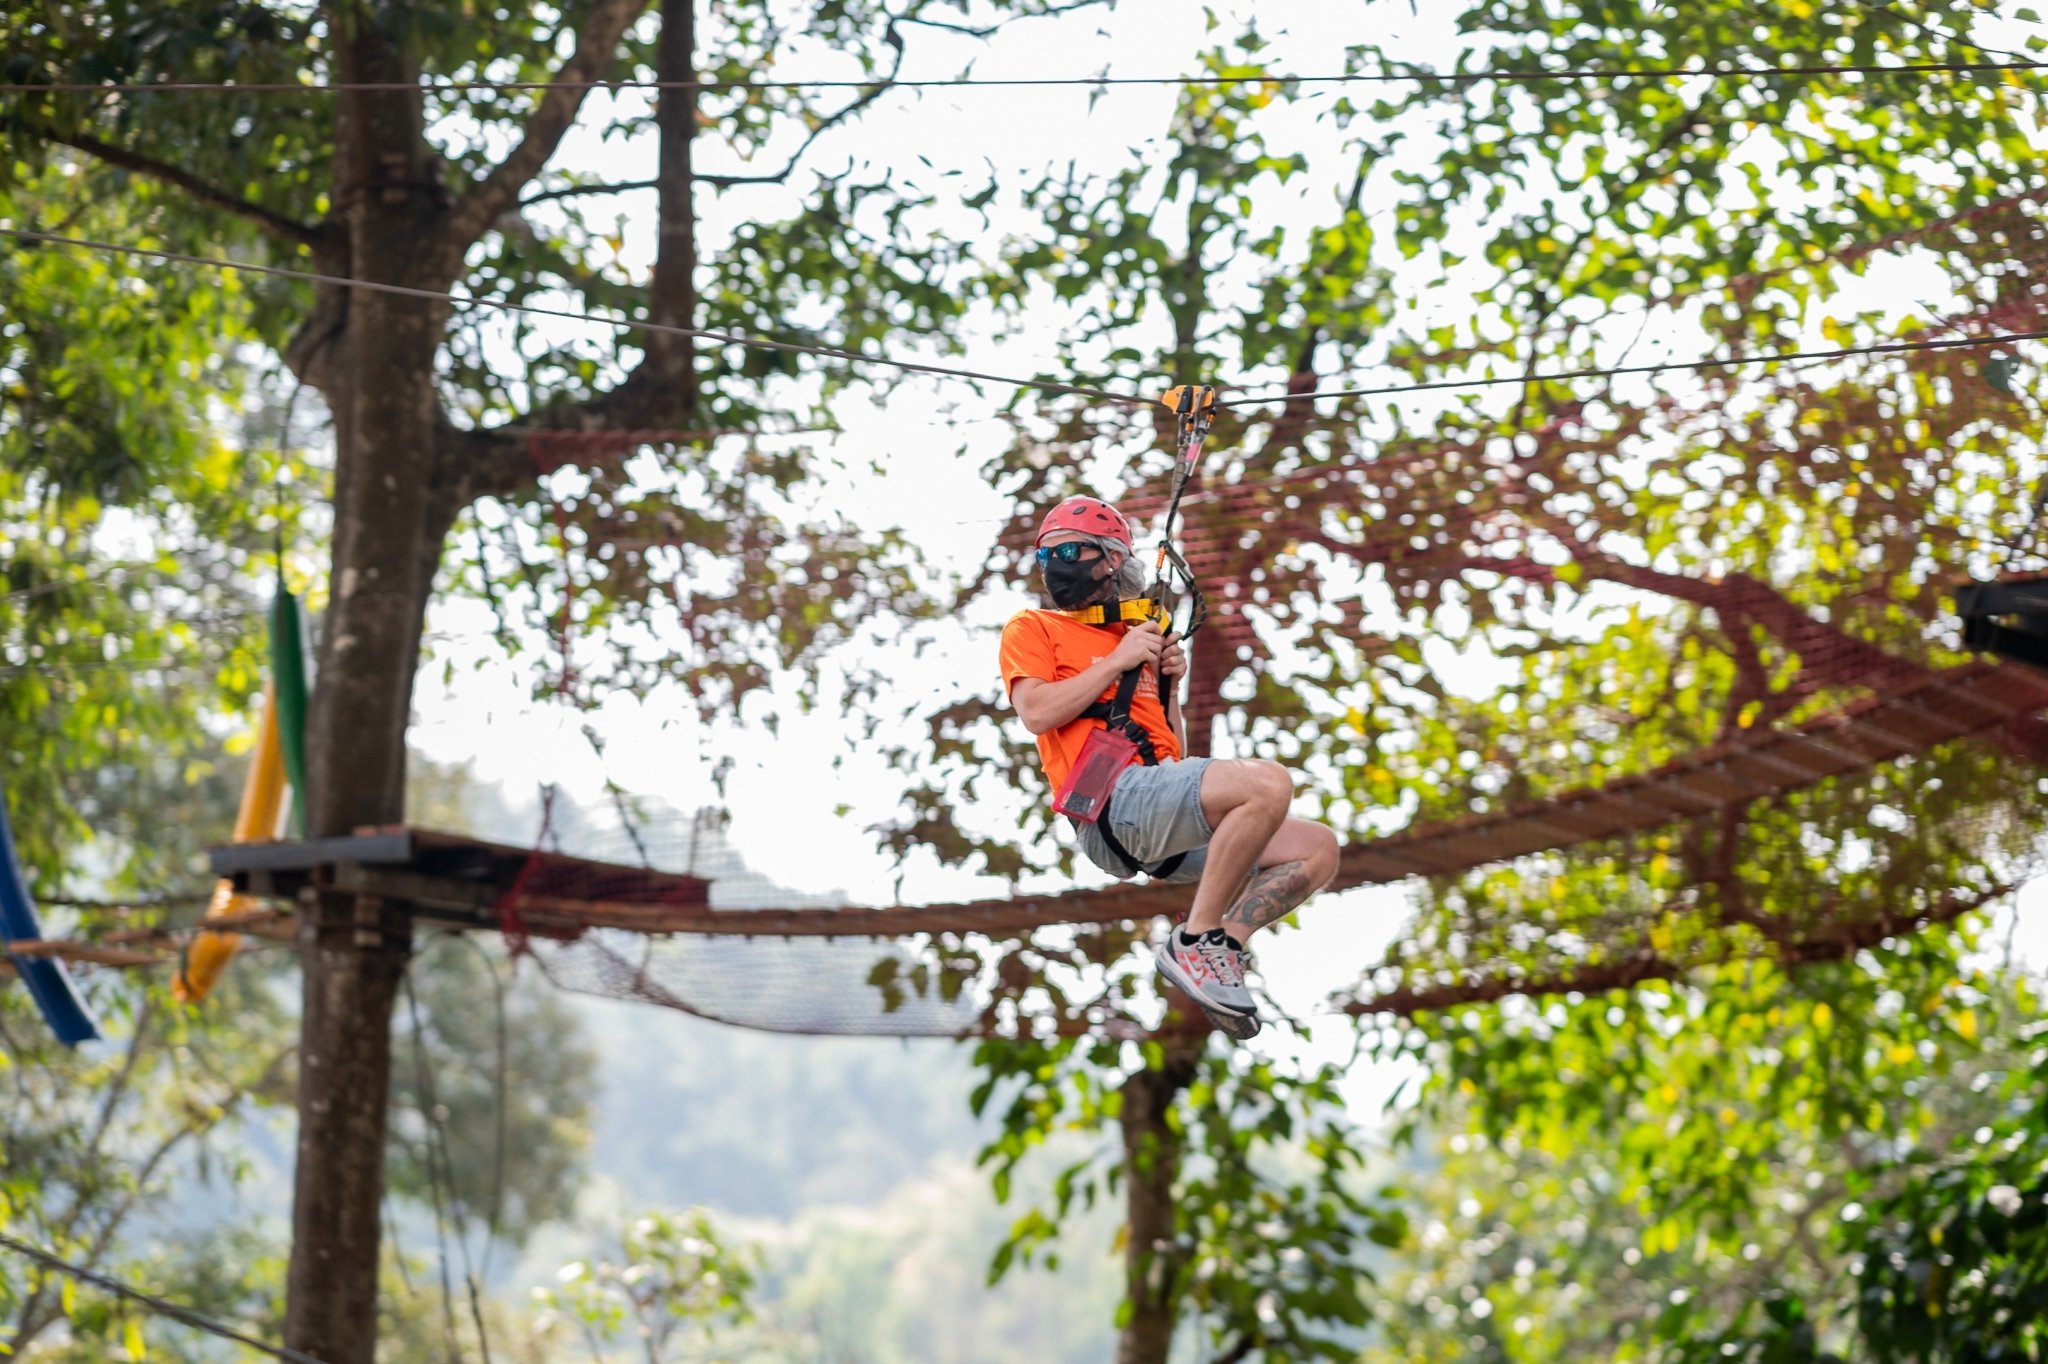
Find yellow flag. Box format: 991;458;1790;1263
173;684;288;1003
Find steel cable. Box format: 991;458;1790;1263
1;60;2043;97
11;228;2044;413
0;229;1150;408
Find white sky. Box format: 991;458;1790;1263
404;0;2048;1120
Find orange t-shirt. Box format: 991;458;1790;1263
999;609;1181;796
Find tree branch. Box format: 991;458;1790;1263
690;45;904;191
33;128;319;246
1463;546;1923;695
448;0;652;252
60;997;154;1235
521;177;659;207
896;0;1102;38
65;1044;298;1346
518;8;911;212
520;115;887;207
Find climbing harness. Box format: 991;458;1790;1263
1051;383;1220;879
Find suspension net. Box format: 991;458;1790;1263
473;188;2048;1035
492;804;1156;1039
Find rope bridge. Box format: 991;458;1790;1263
42;638;2048;1035
146;637;2044;1040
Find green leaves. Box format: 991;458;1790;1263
1848;1018;2048;1361
530;1207;758;1355
1368;944;2048;1361
0;971;296;1357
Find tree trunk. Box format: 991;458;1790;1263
1117;1034;1202;1364
278;1;695;1350
283;8;455;1360
285;892;411;1362
649;0;699;401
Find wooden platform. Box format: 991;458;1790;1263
210;826;713;935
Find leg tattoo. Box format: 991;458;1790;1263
1221;860;1313;940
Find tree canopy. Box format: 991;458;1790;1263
4;0;2048;1360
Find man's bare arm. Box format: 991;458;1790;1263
1009;625;1164;734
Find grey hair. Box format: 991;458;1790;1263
1048;532;1149;602
1073;533;1148;595
1114;551;1148;598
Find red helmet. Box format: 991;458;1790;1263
1035;496;1132;550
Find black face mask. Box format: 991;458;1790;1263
1044;555;1114;609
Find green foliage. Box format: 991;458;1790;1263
9;4;2048;1362
531;1208;757;1362
0;970;293;1356
16;1225;291;1364
874;7;2048;1358
4;0;1097;744
971;986;1401;1359
0;161;275;889
1851;1022;2048;1361
1679;1012;2048;1364
1366;943;2048;1362
1361;0;2038;358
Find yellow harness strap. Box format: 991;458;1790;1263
1053;598;1157;627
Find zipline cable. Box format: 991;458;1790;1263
1217;326;2048;408
1222;183;2048;406
0;229;1148;408
3;59;2045;96
9;228;2046;413
0;1232;328;1363
0;558;147;607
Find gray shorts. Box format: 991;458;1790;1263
1073;756;1212;884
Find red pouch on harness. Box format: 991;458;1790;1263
1053;724;1138;823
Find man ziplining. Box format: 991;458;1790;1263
998;468;1341;1040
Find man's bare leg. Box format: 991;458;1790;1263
1221;818;1341;943
1162;818;1340;1040
1153;764;1338;1037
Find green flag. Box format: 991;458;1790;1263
269;583;311;836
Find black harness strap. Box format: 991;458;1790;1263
1077;660;1158;760
1092;795;1187;880
1072;662;1187;880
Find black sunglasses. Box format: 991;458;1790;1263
1035;542;1104;565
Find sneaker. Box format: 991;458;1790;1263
1153;927;1257;1018
1192;995;1262;1041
